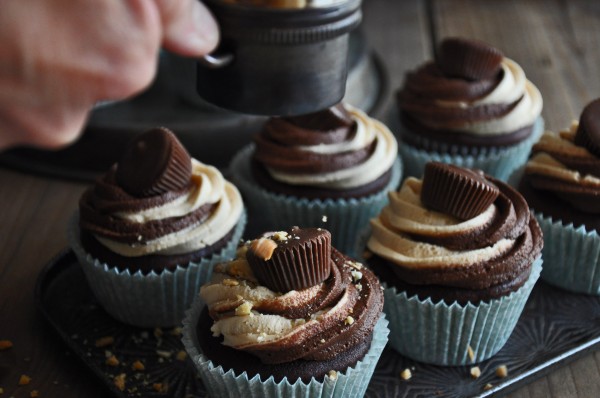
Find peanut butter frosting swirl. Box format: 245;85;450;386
253;103;397;190
200;240;383;364
367;175;542;302
79;159;244;257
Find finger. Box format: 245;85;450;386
155;0;219;56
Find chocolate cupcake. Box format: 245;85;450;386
518;99;600;295
182;226;388;396
395;37;544;180
364;162;543;365
229;102;402;257
68;127;246;327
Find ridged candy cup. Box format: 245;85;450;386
534;213;600;295
229;145;402;258
397;117;544;181
383;258;542;366
181;295;389;398
68;211;246;328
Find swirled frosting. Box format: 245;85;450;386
519;121;600;231
251;103;398;199
79;159;244;271
199;239;383;365
367;174;543;304
397;40;542;150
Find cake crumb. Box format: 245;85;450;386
105;355;120;367
30;391;39;398
95;336;114;348
223;278;240;287
176;351;187;361
132;360;145;371
0;340;13;350
327;370;337;381
400;368;412;380
344;316;354;325
18;375;31;386
495;365;508;378
467;345;475;362
114;374;126;391
235;301;253;316
483;383;493;391
470;366;481;379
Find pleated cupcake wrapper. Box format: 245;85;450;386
181;294;389;398
384;258;542;366
229;145;402;258
68;211;247;328
534;212;600;295
398;117;544;181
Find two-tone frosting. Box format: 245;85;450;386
199;227;383;365
397;38;542;150
251;103;397;199
367;162;543;304
79;127;244;272
519;99;600;231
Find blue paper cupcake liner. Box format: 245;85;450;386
534;213;600;295
181;294;389;398
383;258;542;366
68;211;246;328
229;145;402;258
397;117;544;181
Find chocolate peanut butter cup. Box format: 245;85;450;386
437;37;504;81
421;162;499;220
575;98;600;157
116;127;192;197
246;226;332;292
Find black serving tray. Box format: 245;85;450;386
35;250;600;398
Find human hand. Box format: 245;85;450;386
0;0;219;150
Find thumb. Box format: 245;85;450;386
155;0;219;56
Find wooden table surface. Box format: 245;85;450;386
2;0;600;396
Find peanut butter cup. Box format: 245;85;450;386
574;98;600;157
116;127;192;197
437;37;504;81
421;162;499;220
246;226;332;292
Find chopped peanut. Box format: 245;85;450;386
400;368;412;380
18;375;31;386
470;366;481;379
114;374;126;391
0;340;13;350
30;391;39;398
132;360;145;371
467;345;475;362
222;278;240;287
95;336;114;348
327;370;338;381
496;365;508;378
344;316;354;325
176;351;187;361
105;355;119;367
250;238;278;260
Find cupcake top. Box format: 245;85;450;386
251;103;398;199
78;127;244;272
199;226;383;366
397;37;543;150
367;162;543;304
519;99;600;231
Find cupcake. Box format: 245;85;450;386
68;127;246;327
229;102;402;257
364;161;543;365
518;98;600;295
395;37;544;180
182;226;388;397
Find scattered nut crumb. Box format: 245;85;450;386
170;327;183;336
483;383;493;391
132;360;145;371
0;387;4;393
18;375;31;386
467;345;475;362
351;270;363;282
30;391;39;398
327;370;337;381
176;351;187;361
0;340;13;350
496;365;508;378
250;238;278;260
114;373;126;391
322;215;328;223
153;328;163;339
95;336;114;348
156;350;172;359
105;355;119;367
470;366;481;379
222;278;240;287
356;283;363;291
347;261;363;270
235;301;253;316
344;316;354;325
272;231;289;241
153;382;168;393
400;368;412;380
320;339;325;343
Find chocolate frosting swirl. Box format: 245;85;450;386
367;170;543;304
200;235;383;365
